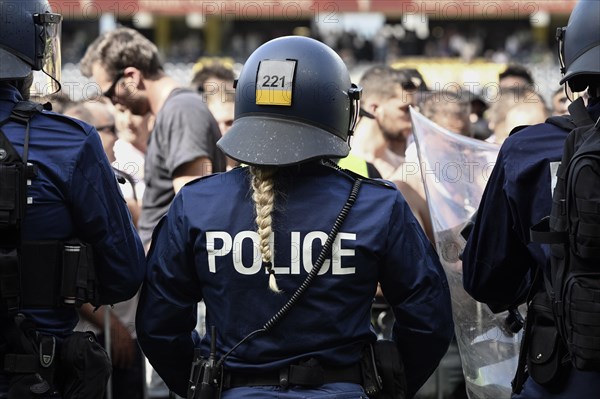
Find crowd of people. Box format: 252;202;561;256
1;0;599;399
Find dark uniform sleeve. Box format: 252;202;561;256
462;149;533;312
136;193;201;397
69;129;145;304
380;191;454;397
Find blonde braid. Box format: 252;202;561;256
249;166;281;293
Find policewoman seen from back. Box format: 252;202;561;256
137;36;454;399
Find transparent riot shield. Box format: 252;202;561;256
409;108;523;399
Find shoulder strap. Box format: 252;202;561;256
0;101;42;314
11;101;43;165
0;101;44;165
9;101;44;124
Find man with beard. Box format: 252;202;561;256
350;65;419;179
80;28;226;250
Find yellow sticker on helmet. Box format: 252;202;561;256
255;60;296;106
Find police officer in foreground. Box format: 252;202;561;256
136;36;454;399
0;1;145;397
462;1;600;397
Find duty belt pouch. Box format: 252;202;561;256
361;340;406;399
61;241;98;307
60;331;111;399
188;348;222;399
4;315;59;398
526;292;569;387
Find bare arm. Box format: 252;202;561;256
172;156;213;193
126;197;140;228
392;179;434;243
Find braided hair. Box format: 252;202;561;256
249;166;281;293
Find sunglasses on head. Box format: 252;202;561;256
96;124;117;136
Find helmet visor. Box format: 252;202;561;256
31;12;62;96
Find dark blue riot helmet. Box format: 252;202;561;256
217;36;361;166
0;0;63;94
557;0;600;92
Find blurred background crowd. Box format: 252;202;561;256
54;0;575;104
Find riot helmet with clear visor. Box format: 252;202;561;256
0;0;62;95
557;0;600;93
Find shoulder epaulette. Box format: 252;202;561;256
545;115;577;132
9;101;44;125
338;167;396;189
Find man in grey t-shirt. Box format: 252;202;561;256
81;28;226;248
140;87;225;246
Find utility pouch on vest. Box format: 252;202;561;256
19;241;62;308
526;292;569;387
0;141;33;312
61;241;98;307
361;340;407;399
0;101;99;313
17;241;97;309
0;248;20;312
0;163;26;232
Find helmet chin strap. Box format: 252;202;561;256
564;83;573;103
359;108;375;120
556;27;567;75
348;106;375;150
347;84;362;139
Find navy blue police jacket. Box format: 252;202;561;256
137;162;454;397
0;86;145;336
462;98;600;398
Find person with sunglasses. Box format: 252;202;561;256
63;99;140;227
80;27;227;251
0;1;145;397
349;65;433;242
462;1;600;398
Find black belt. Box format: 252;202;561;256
223;362;363;390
